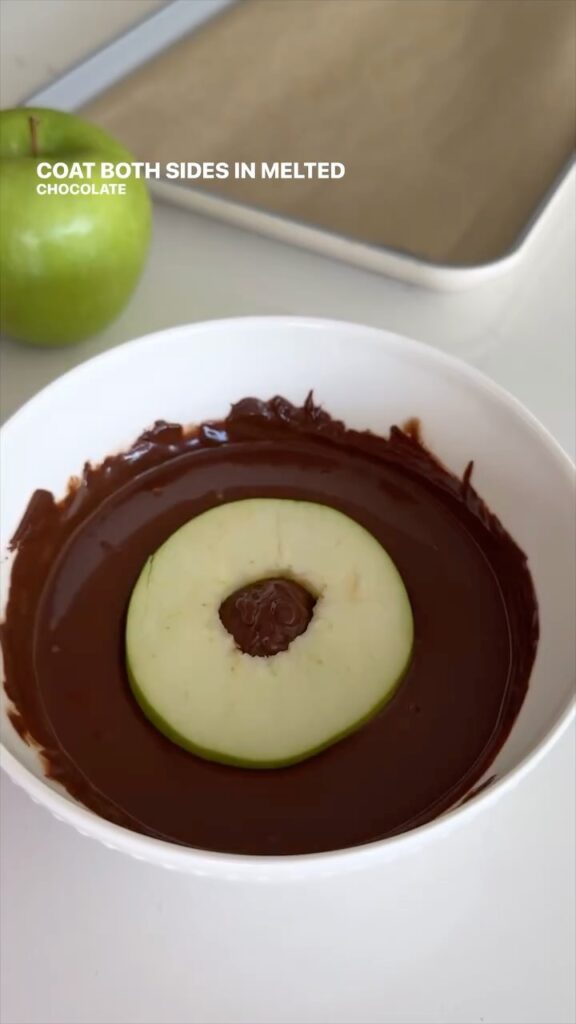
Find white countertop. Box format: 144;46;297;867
1;184;575;1024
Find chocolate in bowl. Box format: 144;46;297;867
1;393;538;855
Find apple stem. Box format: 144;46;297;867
28;115;40;157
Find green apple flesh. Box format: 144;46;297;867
0;107;151;346
126;498;414;768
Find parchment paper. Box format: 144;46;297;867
84;0;576;265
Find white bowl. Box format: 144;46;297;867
1;317;575;880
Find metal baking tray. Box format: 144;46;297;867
27;0;576;290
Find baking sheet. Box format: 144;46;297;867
84;0;576;268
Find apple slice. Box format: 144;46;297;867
126;499;414;767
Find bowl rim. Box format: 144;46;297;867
1;315;575;880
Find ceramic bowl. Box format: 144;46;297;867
1;317;574;879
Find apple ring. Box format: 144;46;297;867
126;498;414;767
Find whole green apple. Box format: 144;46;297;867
0;107;151;346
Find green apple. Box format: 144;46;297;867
126;498;414;768
0;107;151;346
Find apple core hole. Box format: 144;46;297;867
219;577;317;658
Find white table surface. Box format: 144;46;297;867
1;183;575;1024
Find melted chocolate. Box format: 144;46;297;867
0;394;538;855
219;578;316;657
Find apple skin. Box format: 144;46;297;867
0;107;151;346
